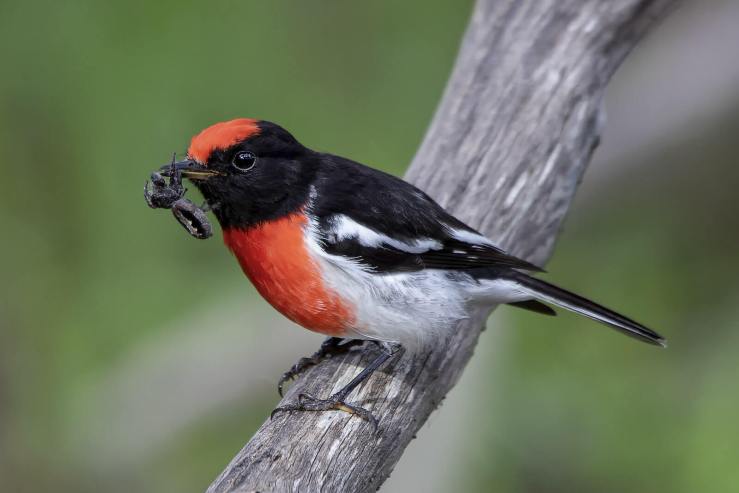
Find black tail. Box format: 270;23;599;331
505;271;666;347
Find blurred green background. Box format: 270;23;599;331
1;1;737;492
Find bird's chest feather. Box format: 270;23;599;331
222;213;354;336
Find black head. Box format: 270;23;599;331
164;119;318;229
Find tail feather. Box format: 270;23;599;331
507;299;557;316
507;271;666;347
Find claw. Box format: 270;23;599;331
277;338;364;396
278;358;313;397
271;392;378;431
272;342;403;431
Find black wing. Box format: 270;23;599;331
311;154;543;274
319;226;543;273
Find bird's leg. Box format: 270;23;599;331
272;342;404;429
278;337;364;396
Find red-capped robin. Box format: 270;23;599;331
158;118;665;425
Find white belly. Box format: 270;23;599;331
311;250;527;349
302;214;530;349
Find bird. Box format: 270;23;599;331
159;117;665;425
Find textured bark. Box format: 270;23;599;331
207;1;677;491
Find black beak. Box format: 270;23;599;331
160;159;220;180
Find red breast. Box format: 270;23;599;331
222;212;355;336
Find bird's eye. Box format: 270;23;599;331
232;151;257;172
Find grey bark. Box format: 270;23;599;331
207;1;677;491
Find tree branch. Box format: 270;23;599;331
207;1;677;491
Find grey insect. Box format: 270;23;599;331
144;158;213;239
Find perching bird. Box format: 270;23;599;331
159;118;665;425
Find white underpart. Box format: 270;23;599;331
330;214;443;253
304;215;529;350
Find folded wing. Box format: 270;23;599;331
316;213;542;274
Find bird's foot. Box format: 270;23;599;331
272;342;403;431
277;338;363;396
271;392;378;430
